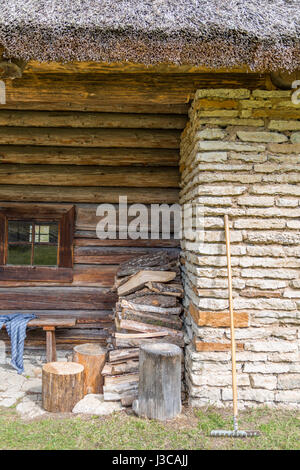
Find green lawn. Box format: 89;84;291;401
0;406;299;450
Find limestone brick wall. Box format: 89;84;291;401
180;89;300;409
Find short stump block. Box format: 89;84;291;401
133;342;182;421
42;361;84;413
73;343;107;395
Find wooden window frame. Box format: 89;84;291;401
0;204;75;282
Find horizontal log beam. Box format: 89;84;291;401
0;309;113;320
0;165;179;187
26;61;255;74
0;186;179;203
0;111;187;129
3;73;267;112
74;237;180;248
74;246;178;265
73;265;117;287
0;146;179;166
0;128;180;148
0;286;116;310
75;204;179;231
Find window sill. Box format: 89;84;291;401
0;266;73;282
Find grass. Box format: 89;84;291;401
0;405;299;450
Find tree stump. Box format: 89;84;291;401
133;342;182;420
42;362;84;412
73;343;107;394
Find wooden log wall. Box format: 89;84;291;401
0;64;268;351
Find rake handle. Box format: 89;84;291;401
224;215;238;420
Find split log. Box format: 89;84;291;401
42;362;84;412
121;288;160;300
133;343;182;420
103;385;138;402
119;308;183;330
104;373;139;386
117;318;184;339
114;332;168;340
117;252;177;277
120;299;182;315
146;282;183;297
102;360;139;376
114;335;184;349
117;270;176;296
103;374;139;401
124;294;179;308
73;343;107;394
109;347;139;363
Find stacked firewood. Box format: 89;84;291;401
102;251;184;406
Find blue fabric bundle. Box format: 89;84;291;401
0;314;36;374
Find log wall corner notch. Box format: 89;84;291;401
0;49;27;80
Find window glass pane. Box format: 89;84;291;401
7;244;31;265
8;221;32;243
35;223;58;243
34;245;57;266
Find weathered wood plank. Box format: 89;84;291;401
3;73;267;111
76;204;179;232
72;265;117;287
0;146;179;166
0;165;179;187
0;128;180;148
0;287;116;310
0;111;187;129
29;318;77;328
74;246;178;265
0;310;113;321
0;186;179;204
25;61;256;74
0;266;73;282
75;237;180;248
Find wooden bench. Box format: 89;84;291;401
2;317;76;363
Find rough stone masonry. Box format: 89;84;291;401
180;88;300;409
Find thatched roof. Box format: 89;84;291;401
0;0;299;71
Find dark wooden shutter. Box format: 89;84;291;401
58;205;75;268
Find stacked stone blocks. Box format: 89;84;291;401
180;89;300;409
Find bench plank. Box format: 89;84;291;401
28;318;76;328
1;317;77;363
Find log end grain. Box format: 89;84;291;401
43;361;84;376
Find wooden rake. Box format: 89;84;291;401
210;215;260;438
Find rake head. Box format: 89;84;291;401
211;429;260;438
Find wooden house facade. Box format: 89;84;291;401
0;62;268;352
0;0;299;408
